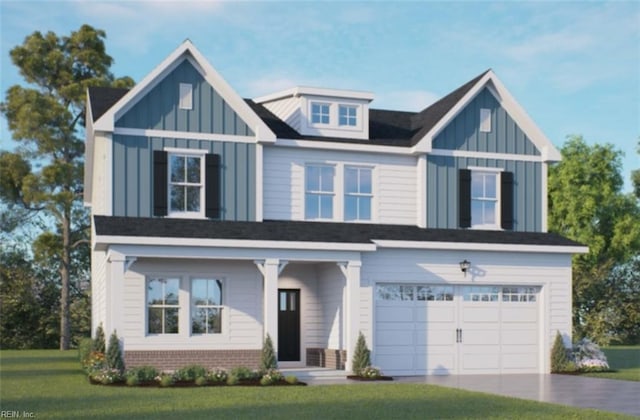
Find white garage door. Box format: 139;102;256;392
375;284;540;375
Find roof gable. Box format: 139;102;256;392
92;40;275;142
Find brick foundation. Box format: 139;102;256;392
306;348;346;370
124;349;261;371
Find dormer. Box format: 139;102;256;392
254;87;374;140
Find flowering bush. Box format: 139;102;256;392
207;368;228;384
90;368;124;385
84;351;106;372
156;373;175;387
174;365;207;382
260;368;284;385
572;338;609;372
360;366;382;379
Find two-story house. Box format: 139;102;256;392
85;40;586;376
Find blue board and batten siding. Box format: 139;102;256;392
112;135;256;221
432;88;540;156
427;88;542;232
115;59;254;136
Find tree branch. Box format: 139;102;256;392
71;238;90;248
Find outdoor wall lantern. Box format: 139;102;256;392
459;259;471;276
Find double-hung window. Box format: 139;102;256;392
471;171;498;227
191;279;223;334
169;153;204;216
344;167;372;221
339;105;357;126
311;103;330;124
305;165;334;219
147;278;180;334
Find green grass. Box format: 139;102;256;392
581;346;640;381
0;350;632;419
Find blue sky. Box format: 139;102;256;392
1;1;638;191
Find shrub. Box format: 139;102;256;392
207;368;228;383
125;366;159;383
85;351;106;373
360;366;381;379
157;373;175;387
126;376;139;386
260;334;278;373
195;376;208;386
92;324;106;353
260;368;283;386
89;368;124;385
106;330;124;372
174;365;208;382
226;374;239;386
352;331;371;376
572;338;609;372
550;331;570;373
284;375;298;385
78;337;93;366
230;366;258;380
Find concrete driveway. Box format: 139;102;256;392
396;374;640;417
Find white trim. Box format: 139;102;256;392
166;150;206;219
274;138;414;155
105;134;113;216
95;235;377;252
541;162;548;232
371;239;588;254
256;143;264;222
113;127;256;144
163;146;208;155
417;154;427;228
466;165;504;172
254;85;374;104
430;148;544;163
93;40;276;142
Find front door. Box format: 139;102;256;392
278;289;300;361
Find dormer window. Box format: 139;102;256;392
339;105;357;127
311;103;330;124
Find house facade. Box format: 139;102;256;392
85;40;585;375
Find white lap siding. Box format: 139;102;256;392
120;259;263;351
263;146;418;225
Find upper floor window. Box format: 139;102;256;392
479;108;491;132
179;83;193;110
311;103;330;124
169;153;204;217
344;166;372;221
339;105;357;126
471;171;498;227
305;165;334;219
147;278;180;334
191;279;223;334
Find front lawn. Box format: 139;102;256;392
0;350;631;419
581;346;640;382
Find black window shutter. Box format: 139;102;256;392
153;150;168;216
501;171;514;230
205;153;221;219
459;169;471;228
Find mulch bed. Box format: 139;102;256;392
89;378;306;387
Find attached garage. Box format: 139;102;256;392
374;284;540;375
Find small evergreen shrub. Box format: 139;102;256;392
550;331;569;373
92;324;106;353
260;334;278;373
157;373;175;387
195;376;208;386
174;365;207;382
226;374;239;386
284;375;298;385
260;368;283;386
106;330;124;372
125;366;159;384
352;331;371;376
78;337;93;366
230;366;258;380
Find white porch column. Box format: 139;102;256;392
256;258;280;351
106;251;126;336
342;260;362;372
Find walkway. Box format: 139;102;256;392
285;369;640;417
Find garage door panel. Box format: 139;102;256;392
461;307;499;322
415;306;455;322
462;352;500;370
415;328;455;346
377;306;413;322
377;329;413;345
375;345;415;355
376;321;414;331
502;352;538;370
415;353;455;374
462;329;500;345
376;354;413;371
502;330;538;345
502;306;537;322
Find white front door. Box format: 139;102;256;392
374;284;540;375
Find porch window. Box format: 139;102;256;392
147;278;180;334
191;279;223;334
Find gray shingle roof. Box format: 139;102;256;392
94;216;583;248
87;71;490;147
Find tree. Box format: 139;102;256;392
548;135;640;343
106;330;124;372
260;334;277;373
632;140;640;200
351;332;371;375
0;25;133;349
550;331;570;373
